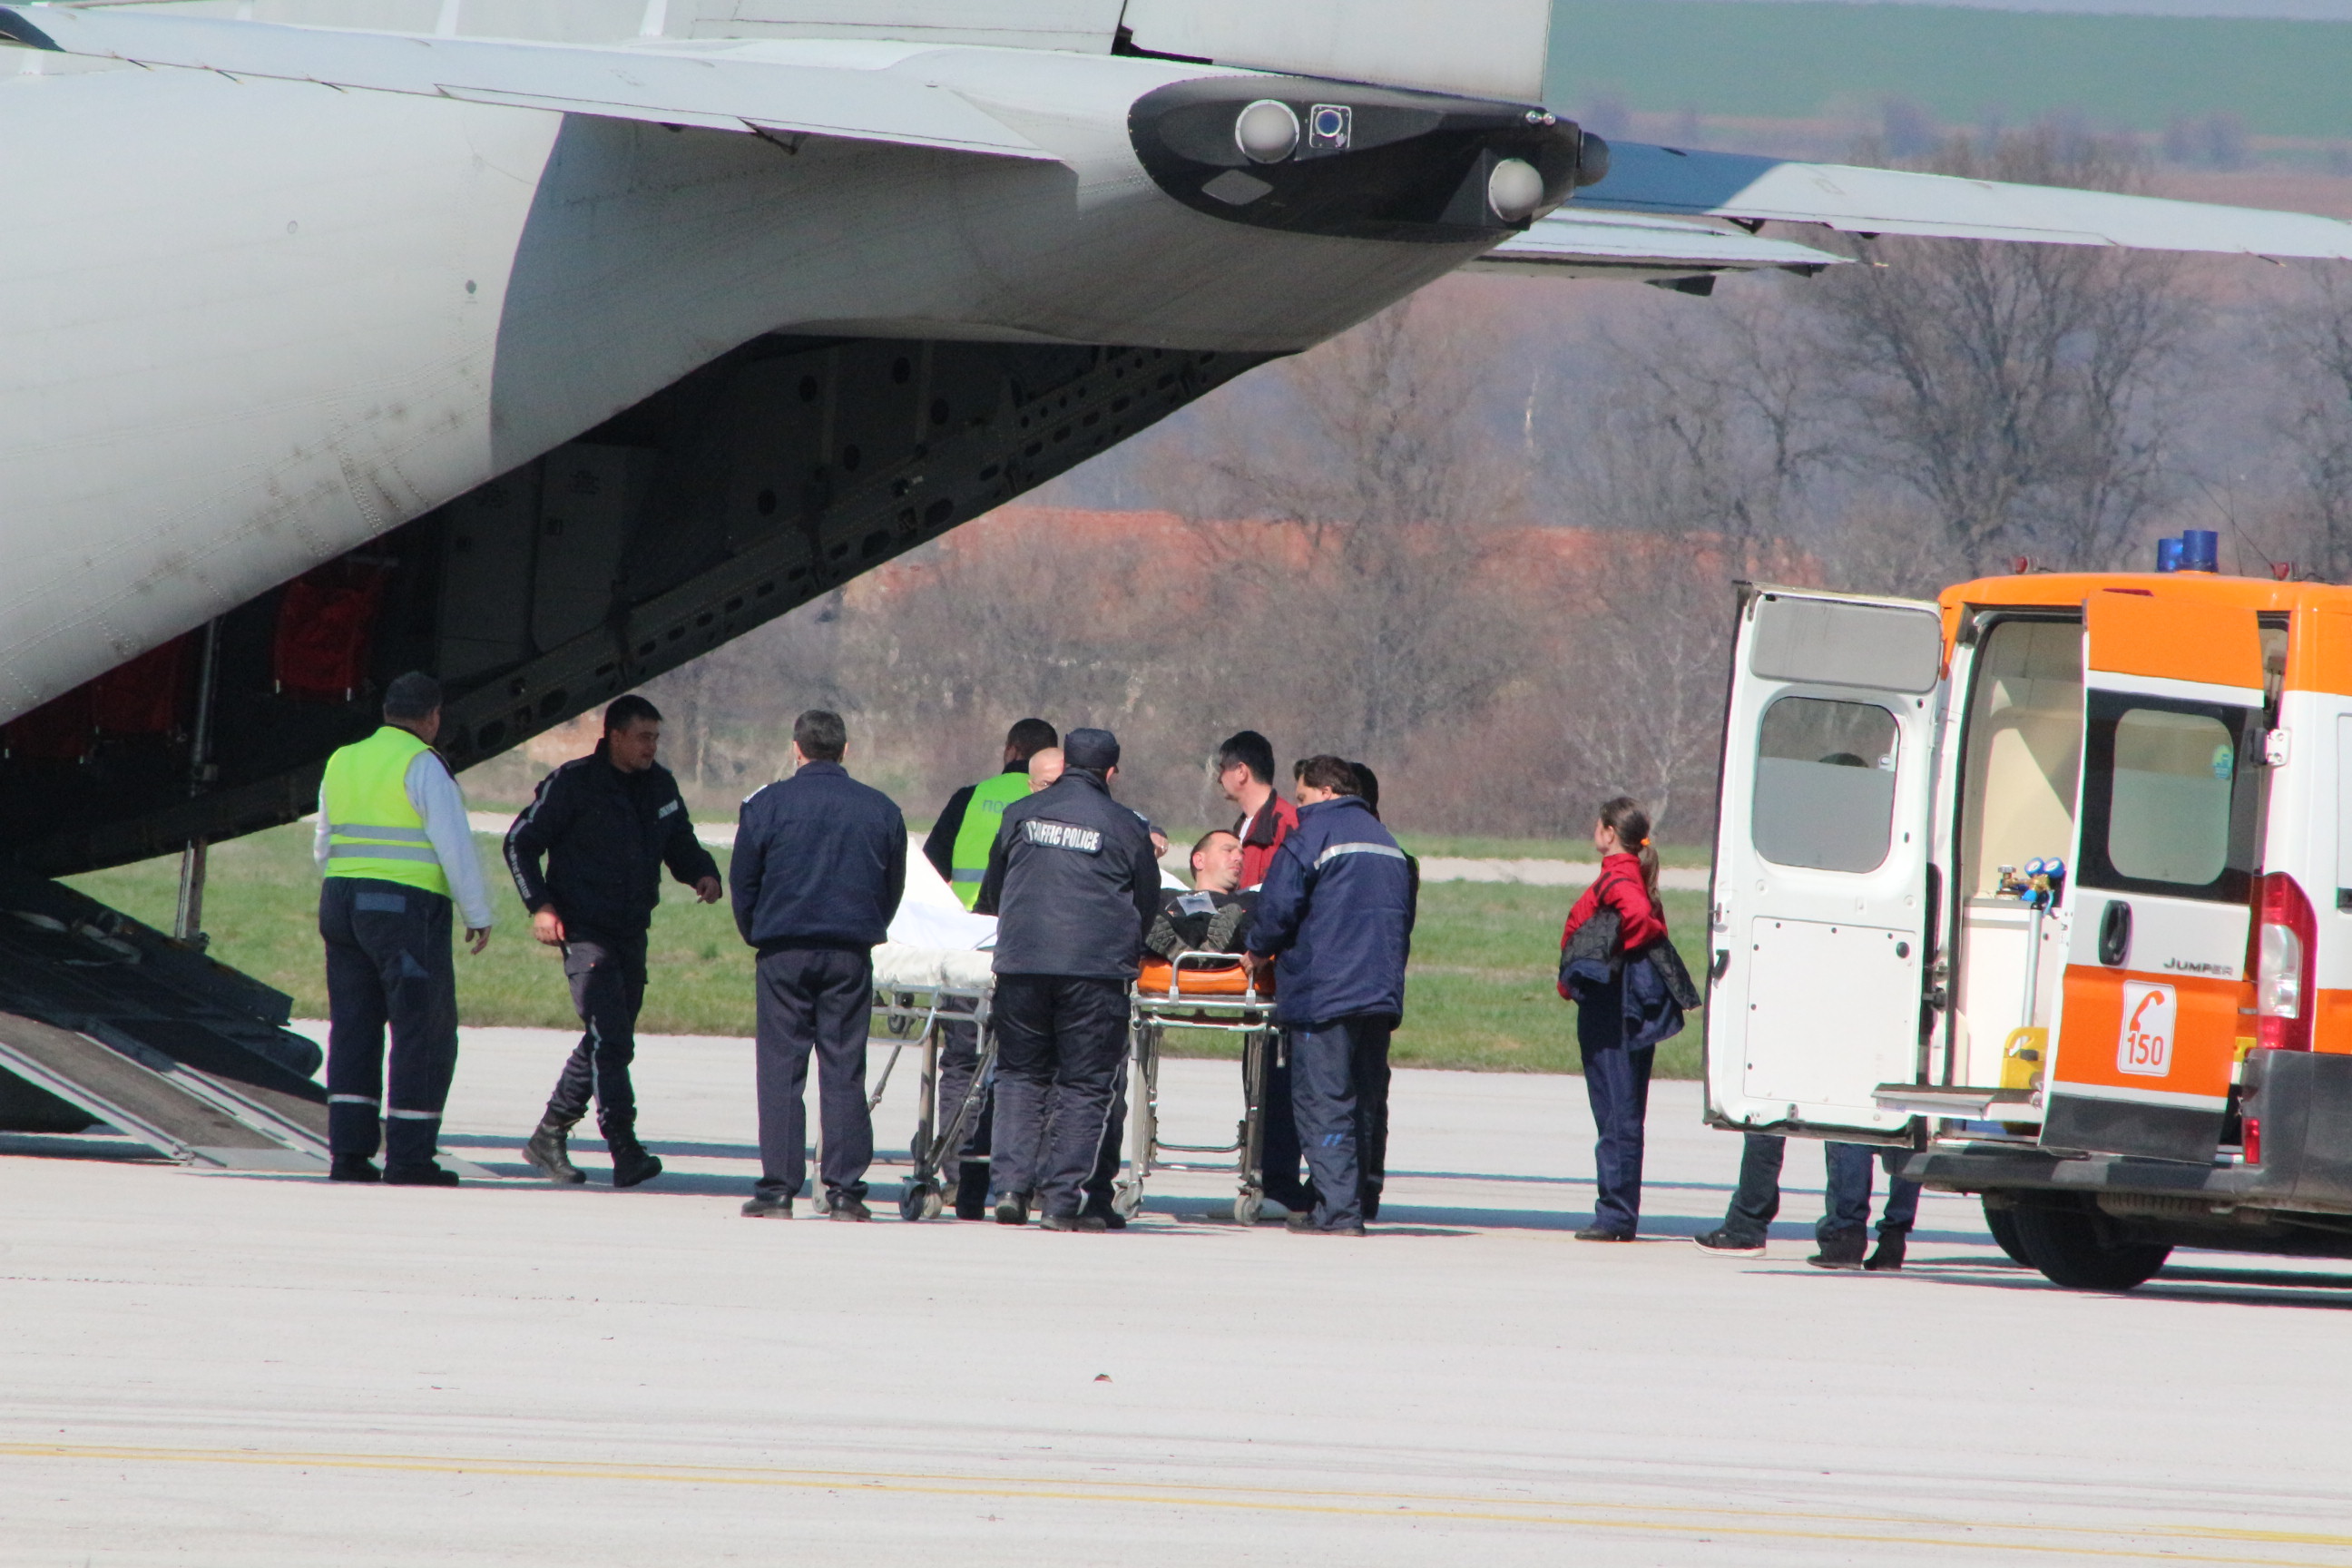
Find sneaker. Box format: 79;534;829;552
740;1194;794;1220
826;1194;874;1222
1041;1212;1108;1232
1574;1225;1635;1242
1285;1213;1367;1237
1864;1227;1909;1272
1808;1228;1868;1269
994;1191;1031;1226
383;1162;459;1187
328;1155;380;1183
1692;1227;1767;1257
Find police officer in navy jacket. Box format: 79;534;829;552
1244;754;1416;1236
974;727;1161;1231
731;710;906;1220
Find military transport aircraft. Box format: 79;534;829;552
5;0;2352;1163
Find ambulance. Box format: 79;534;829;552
1707;538;2352;1290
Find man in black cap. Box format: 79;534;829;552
731;710;906;1220
974;726;1161;1231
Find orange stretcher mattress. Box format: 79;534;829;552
1135;955;1270;999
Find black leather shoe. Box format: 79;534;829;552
610;1143;663;1190
740;1194;793;1219
1864;1225;1909;1272
384;1162;459;1187
1573;1225;1635;1242
522;1116;585;1184
826;1194;873;1222
1041;1212;1108;1232
994;1191;1030;1226
1808;1228;1868;1269
328;1155;380;1183
1286;1213;1366;1237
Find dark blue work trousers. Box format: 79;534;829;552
545;930;646;1137
753;946;875;1203
989;974;1129;1220
1720;1133;1923;1242
318;877;459;1170
1576;971;1652;1236
1287;1015;1392;1231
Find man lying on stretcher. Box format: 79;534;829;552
1141;829;1262;994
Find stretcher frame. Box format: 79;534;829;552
868;976;995;1222
1113;950;1279;1226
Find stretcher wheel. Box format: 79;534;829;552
1232;1190;1263;1228
1112;1180;1144;1220
898;1181;939;1222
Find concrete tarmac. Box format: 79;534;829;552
6;1025;2352;1565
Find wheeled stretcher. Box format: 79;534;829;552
868;943;997;1221
1112;950;1279;1225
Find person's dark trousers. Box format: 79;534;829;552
1357;1039;1391;1220
753;946;876;1205
1259;1044;1309;1210
1288;1015;1392;1231
1575;968;1654;1236
544;930;648;1140
1824;1142;1923;1239
1082;1052;1131;1220
1717;1132;1787;1245
319;877;460;1171
936;1018;996;1205
989;974;1129;1219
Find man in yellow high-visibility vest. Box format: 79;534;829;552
314;671;496;1185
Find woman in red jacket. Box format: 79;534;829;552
1558;796;1667;1242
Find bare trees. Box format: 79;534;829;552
1808;130;2188;573
2269;267;2352;582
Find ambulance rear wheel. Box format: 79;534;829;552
2013;1200;2172;1292
1982;1200;2032;1266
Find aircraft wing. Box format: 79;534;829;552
1576;140;2352;260
0;5;1054;160
1468;209;1847;279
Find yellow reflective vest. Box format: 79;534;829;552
320;725;451;898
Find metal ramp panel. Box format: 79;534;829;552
0;871;495;1179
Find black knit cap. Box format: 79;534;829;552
1064;727;1120;771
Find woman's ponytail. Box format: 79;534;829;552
1599;795;1661;906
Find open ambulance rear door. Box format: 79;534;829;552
1706;586;1945;1142
2040;590;2266;1164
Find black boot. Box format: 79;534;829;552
1808;1227;1868;1269
953;1161;990;1220
328;1154;380;1183
1865;1223;1910;1272
522;1113;585;1185
603;1116;663;1190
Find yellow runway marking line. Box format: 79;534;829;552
4;1443;2348;1564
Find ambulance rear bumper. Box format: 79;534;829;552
1901;1049;2352;1217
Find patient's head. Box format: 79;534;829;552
1191;828;1243;894
1027;748;1064;791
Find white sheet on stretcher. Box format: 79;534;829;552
874;832;997;991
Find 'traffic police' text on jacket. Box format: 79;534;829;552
505;740;722;938
730;760;907;953
975;770;1162;981
1246;794;1416;1027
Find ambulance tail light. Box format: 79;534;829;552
2255;872;2317;1053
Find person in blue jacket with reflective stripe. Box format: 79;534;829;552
1243;754;1416;1236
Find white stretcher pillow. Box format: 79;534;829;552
873;943;995;993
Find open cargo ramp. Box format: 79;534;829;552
0;869;496;1178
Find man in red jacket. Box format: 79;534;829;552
1216;730;1297;891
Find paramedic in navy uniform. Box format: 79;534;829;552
1243;755;1416;1237
731;710;906;1221
974;727;1162;1231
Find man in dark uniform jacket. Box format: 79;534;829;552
975;727;1161;1231
505;694;721;1189
731;710;906;1220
